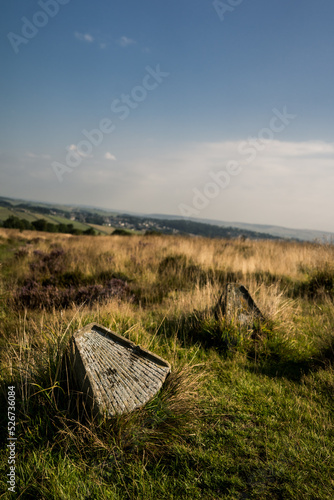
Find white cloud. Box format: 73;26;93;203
104;152;116;161
117;36;136;47
251;139;334;158
67;144;92;158
103;138;334;230
74;32;94;43
25;152;51;160
163;138;334;228
166;139;334;180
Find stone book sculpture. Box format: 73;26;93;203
71;323;171;417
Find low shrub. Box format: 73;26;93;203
158;254;189;275
14;247;30;260
111;229;133;236
29;249;68;278
300;265;334;298
14;278;133;310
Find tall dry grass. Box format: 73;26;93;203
2;228;334;280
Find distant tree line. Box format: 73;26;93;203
149;218;279;240
1;216;95;235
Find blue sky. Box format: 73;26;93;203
1;0;334;231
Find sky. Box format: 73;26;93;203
1;0;334;232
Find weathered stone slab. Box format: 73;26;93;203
216;283;263;326
71;323;171;417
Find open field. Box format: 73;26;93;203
0;228;333;499
0;206;91;231
87;223;116;235
36;213;90;231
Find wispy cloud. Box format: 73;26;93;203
25;152;51;160
102;138;334;230
68;144;92;158
74;32;94;43
162;138;334;228
104;152;116;161
117;36;136;48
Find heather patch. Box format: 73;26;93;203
15;278;133;310
13;249;133;309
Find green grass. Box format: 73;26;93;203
88;224;116;235
0;207;45;223
0;207;15;221
0;233;334;499
0;206;90;230
42;214;90;230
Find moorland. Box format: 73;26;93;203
0;228;333;499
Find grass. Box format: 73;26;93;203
0;208;14;222
87;224;116;235
38;214;90;231
0;229;334;498
0;207;90;231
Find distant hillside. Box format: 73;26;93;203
0;196;278;240
149;214;334;243
139;216;279;240
212;221;334;243
1;195;328;242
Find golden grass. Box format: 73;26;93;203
2;228;334;281
1;229;334;363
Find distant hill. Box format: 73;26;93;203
149;214;334;243
1;195;332;242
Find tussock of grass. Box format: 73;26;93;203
56;365;204;460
